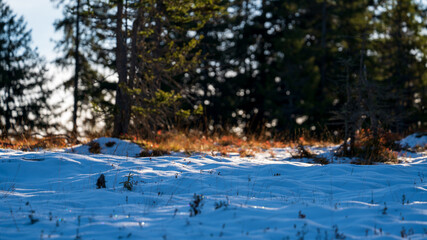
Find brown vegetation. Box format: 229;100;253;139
88;141;101;154
336;129;400;165
0;134;70;151
0;129;408;166
133;131;292;156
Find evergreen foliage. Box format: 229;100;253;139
3;0;425;139
57;0;224;137
192;0;426;136
373;0;427;131
0;0;54;137
128;0;223;136
52;0;116;137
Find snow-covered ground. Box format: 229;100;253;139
1;139;426;239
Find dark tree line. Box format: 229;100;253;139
0;0;425;140
194;0;426;140
194;0;425;135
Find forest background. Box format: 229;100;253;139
0;0;426;149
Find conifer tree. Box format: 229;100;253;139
52;0;116;137
0;0;54;137
195;0;373;134
79;0;222;137
373;0;427;131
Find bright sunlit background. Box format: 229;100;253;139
6;0;75;132
6;0;60;62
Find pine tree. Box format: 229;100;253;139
80;0;221;137
0;0;54;137
188;0;233;132
131;0;223;136
196;0;294;134
52;0;116;137
373;0;427;131
195;0;345;134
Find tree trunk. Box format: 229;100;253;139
344;59;350;156
72;0;80;140
320;0;327;90
3;86;11;138
113;0;131;137
129;6;142;90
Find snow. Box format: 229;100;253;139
400;133;427;149
1;140;427;239
66;137;143;157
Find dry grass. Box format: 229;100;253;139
0;129;408;165
0;134;70;151
312;157;329;165
0;130;337;155
139;149;170;157
132;131;293;156
290;144;330;165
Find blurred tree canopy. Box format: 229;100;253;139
1;0;426;138
0;0;55;137
192;0;426;137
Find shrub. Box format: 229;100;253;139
88;141;101;154
291;145;314;159
352;129;398;164
96;174;106;189
189;194;204;217
214;200;229;210
120;173;135;191
336;129;399;164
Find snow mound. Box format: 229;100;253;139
399;132;427;149
67;137;142;157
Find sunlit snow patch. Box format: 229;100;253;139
399;132;427;149
66;137;142;157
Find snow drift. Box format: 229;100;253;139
66;137;143;157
